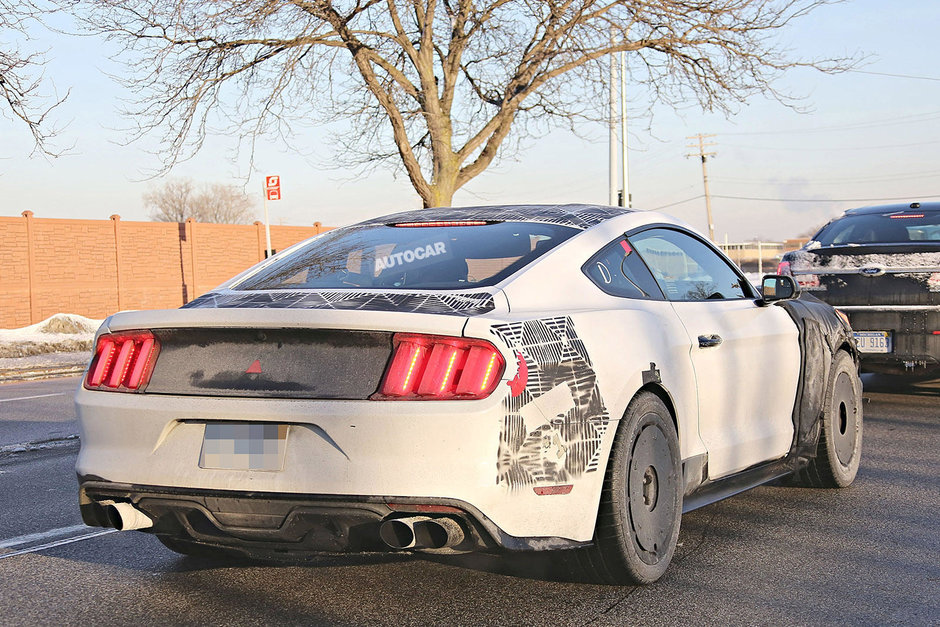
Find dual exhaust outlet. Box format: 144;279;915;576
99;502;465;551
379;515;465;550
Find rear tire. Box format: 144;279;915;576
568;391;682;585
792;350;863;488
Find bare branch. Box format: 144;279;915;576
1;0;70;156
80;0;857;207
145;177;257;223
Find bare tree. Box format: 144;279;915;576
1;0;68;155
85;0;853;207
145;178;256;223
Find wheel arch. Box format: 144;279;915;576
635;382;679;440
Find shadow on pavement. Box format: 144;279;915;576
861;372;940;396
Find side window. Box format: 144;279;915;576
629;228;749;301
582;237;664;300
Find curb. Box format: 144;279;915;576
0;365;86;383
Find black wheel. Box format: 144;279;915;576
568;391;682;585
793;350;863;488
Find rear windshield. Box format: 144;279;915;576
237;221;579;290
814;211;940;245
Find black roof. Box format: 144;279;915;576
357;203;633;230
845;201;940;215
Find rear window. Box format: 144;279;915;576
814;212;940;245
236;221;579;290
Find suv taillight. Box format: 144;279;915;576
777;261;791;276
373;333;505;400
84;331;160;392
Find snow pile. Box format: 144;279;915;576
0;314;102;358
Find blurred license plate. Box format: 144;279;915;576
853;331;892;354
199;422;288;471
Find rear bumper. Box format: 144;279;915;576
77;481;587;554
74;385;613;546
842;308;940;373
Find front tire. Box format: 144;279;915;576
793;350;863;488
570;391;682;585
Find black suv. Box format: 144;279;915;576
779;202;940;375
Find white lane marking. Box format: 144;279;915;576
0;524;91;549
0;393;66;403
0;528;117;560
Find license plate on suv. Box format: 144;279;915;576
853;331;892;354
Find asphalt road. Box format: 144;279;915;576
0;376;80;449
0;376;937;626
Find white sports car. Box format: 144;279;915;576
75;204;862;584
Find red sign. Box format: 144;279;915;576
265;175;281;201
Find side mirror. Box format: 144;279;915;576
761;275;800;303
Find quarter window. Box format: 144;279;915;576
629;228;750;301
583;237;664;299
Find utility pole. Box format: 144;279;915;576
620;50;630;208
686;133;717;241
608;48;618;206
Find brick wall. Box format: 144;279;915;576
0;212;330;328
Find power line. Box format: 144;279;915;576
721;139;940;152
721;110;940;136
648;193;939;212
650;195;704;211
712;194;940;203
712;167;940;185
849;69;940;82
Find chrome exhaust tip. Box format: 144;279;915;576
379;516;465;550
104;501;153;531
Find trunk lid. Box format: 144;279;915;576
99;304;475;399
786;244;940;307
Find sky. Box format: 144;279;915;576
2;0;939;242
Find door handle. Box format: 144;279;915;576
698;334;723;348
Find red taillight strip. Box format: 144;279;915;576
126;337;156;389
85;331;160;392
382;337;430;396
455;346;501;396
87;339;117;387
107;339;137;388
374;333;505;400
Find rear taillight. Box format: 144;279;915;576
777;261;791;276
797;274;820;289
373;333;505;400
928;273;940;291
85;331;160;392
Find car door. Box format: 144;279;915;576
629;227;802;479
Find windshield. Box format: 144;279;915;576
814;212;940;245
236;221;579;290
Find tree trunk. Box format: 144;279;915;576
424;185;455;208
423;159;458;208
